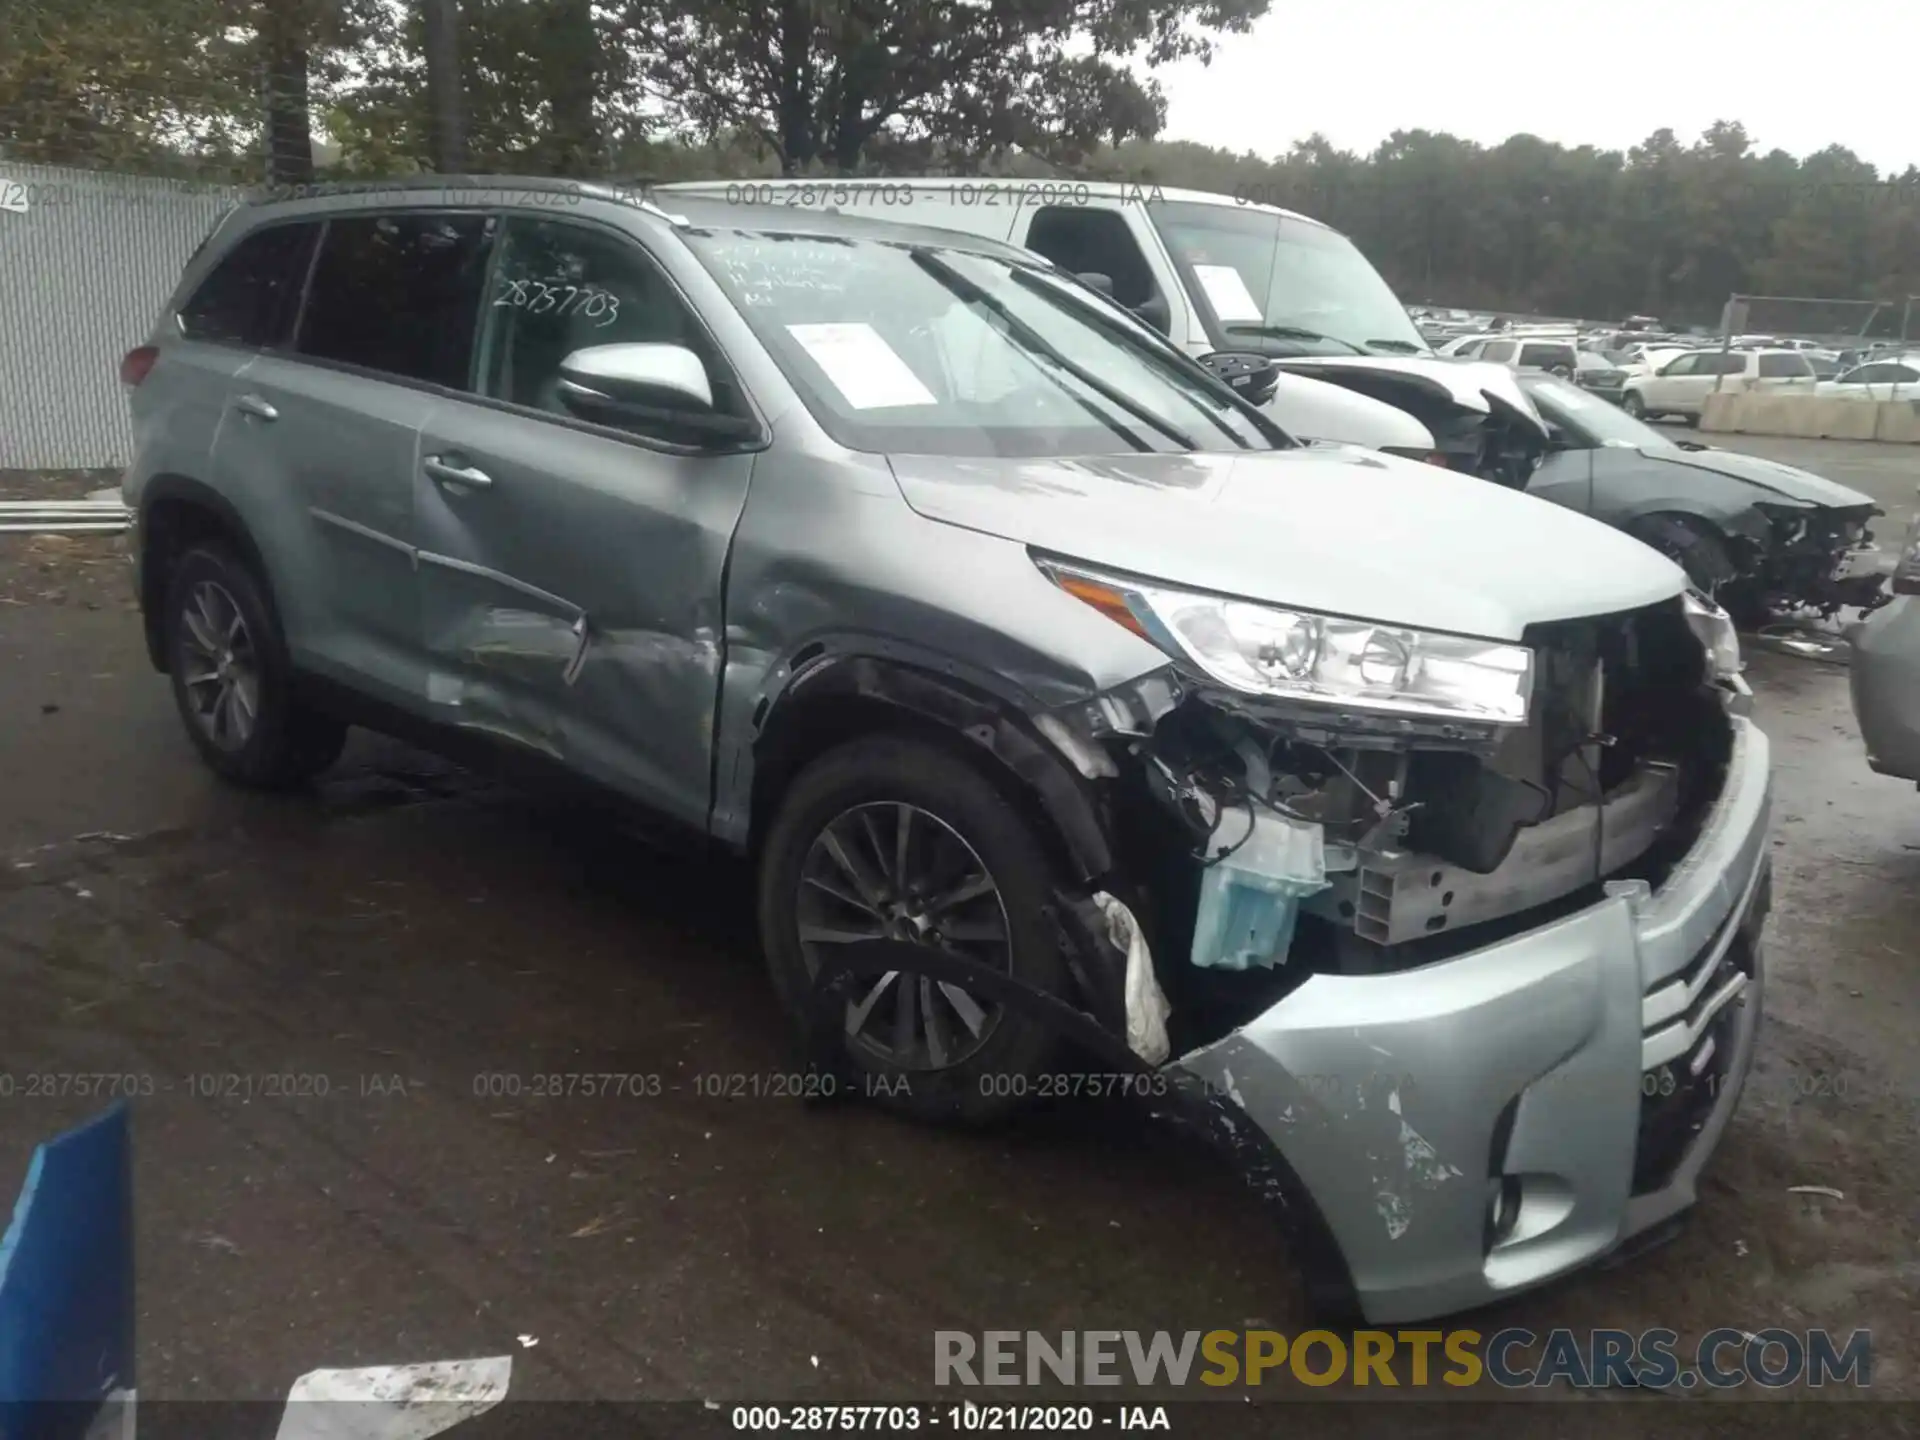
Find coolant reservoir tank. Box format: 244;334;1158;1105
1189;808;1330;970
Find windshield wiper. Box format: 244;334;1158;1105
911;249;1198;451
1363;339;1424;353
1006;269;1254;450
1223;323;1368;356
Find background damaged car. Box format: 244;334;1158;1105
1520;372;1888;627
125;181;1771;1329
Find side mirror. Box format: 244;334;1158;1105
1197;350;1279;406
1542;422;1571;450
556;343;755;441
1075;271;1116;297
1130;293;1173;337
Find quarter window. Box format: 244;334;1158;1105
177;222;320;348
295;213;496;388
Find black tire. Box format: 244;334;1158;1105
757;735;1070;1126
1622;391;1648;419
163;545;347;789
1628;513;1739;596
1682;413;1700;428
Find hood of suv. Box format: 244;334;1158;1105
887;446;1684;642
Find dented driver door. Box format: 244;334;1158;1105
411;213;755;830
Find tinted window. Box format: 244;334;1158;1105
178;222;319;347
1842;364;1889;383
1757;352;1811;378
1705;353;1747;376
1518;343;1577;369
1481;340;1515;362
1025;207;1160;311
296;213;495;387
475;217;742;427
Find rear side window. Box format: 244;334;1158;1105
1518;343;1576;369
177;222;320;347
1757;352;1811;378
1480;340;1515;362
295;213;496;388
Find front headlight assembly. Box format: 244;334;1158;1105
1037;558;1534;725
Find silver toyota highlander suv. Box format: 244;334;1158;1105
121;178;1772;1325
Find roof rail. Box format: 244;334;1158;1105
237;172;687;223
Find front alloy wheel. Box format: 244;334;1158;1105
798;801;1012;1071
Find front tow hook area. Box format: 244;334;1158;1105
800;938;1363;1324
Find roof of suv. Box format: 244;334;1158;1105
657;176;1333;231
231;173;1047;265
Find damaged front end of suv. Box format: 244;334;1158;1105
805;542;1770;1326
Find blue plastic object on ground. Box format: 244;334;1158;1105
1189;807;1330;971
0;1102;135;1436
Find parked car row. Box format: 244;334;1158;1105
121;174;1800;1329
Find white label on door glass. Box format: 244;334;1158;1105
786;323;936;409
1191;264;1263;323
0;181;29;215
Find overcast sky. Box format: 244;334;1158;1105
1155;1;1919;176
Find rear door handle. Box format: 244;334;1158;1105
233;393;278;421
423;455;493;490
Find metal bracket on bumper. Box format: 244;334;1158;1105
800;939;1364;1324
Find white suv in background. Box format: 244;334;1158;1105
1621;347;1816;423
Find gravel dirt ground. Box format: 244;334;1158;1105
1;444;1917;1437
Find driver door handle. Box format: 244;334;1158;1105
423;455;493;490
233;393;278;421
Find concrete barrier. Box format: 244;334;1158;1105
1697;392;1920;443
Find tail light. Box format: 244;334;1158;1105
120;346;159;387
1892;505;1920;596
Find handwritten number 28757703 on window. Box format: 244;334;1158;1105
494;278;621;326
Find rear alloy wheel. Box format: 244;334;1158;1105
1622;391;1648;419
758;736;1069;1126
165;546;347;788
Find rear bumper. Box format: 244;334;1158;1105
1171;717;1772;1324
1848;595;1920;781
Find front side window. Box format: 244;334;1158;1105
684;228;1278;458
474;216;743;427
1481;340;1516;363
1661;354;1699;377
295;212;495;388
1150;201;1428;357
177;222;320;347
1023;207;1161;312
1757;352;1811;378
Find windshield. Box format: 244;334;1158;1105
1150;201;1430;357
1523;375;1676;449
683;229;1279;458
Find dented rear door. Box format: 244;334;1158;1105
412;212;753;830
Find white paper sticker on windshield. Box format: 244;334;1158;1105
1191;264;1263;324
786;323;936;409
